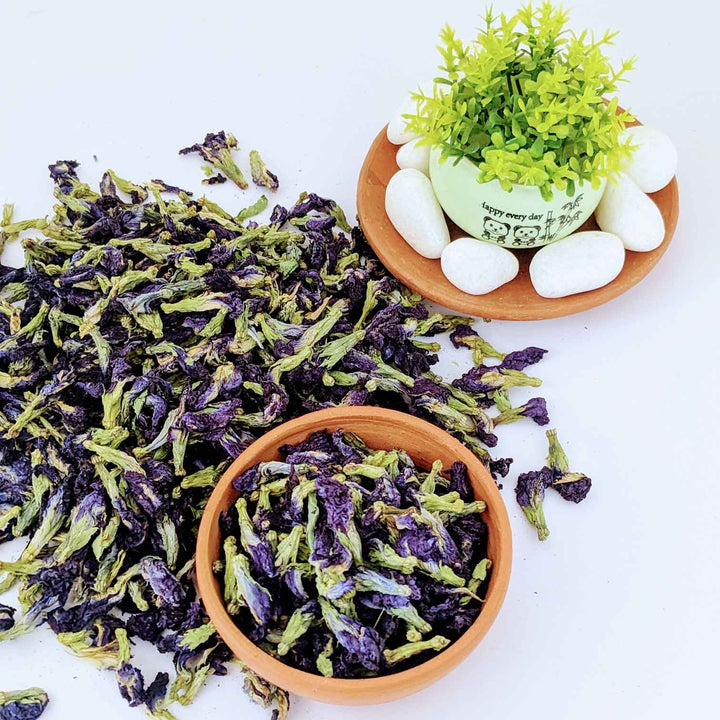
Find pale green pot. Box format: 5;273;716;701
429;148;606;248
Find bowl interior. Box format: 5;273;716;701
196;407;512;706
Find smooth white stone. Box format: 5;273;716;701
385;169;450;259
620;125;678;193
387;85;431;145
595;173;665;252
396;138;431;175
529;231;625;298
440;237;519;295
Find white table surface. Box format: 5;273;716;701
1;1;718;718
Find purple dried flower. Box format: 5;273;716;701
552;474;592;503
0;603;15;631
545;430;592;503
452;366;499;394
520;397;550;425
306;216;336;232
0;688;49;720
179;130;248;189
269;204;288;225
143;672;169;715
116;663;145;707
204;173;227;185
448;324;478;347
320;599;381;671
150;179;192;196
515;468;553;541
0;146;564;707
447;461;473;500
282;568;308;601
288;192;334;218
48;159;79;192
234;498;277;578
315;475;354;531
501;346;548;371
489;457;513;480
139;557;186;607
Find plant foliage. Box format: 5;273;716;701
406;2;636;200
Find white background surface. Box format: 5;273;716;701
0;1;718;718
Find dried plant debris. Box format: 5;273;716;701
0;688;49;720
515;429;592;540
240;665;290;720
218;430;489;678
179;131;248;189
0;603;15;631
0;140;559;717
249;151;279;192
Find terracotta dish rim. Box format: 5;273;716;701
196;406;512;705
356;123;679;321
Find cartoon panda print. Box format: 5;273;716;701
482;217;511;244
511;224;541;246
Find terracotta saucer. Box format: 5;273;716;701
196;407;511;705
357;125;679;321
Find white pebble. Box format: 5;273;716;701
387;84;432;145
385;169;450;259
441;237;519;295
396;139;431;175
620;125;677;193
595;173;665;252
529;231;625;298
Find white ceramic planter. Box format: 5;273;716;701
429;148;606;248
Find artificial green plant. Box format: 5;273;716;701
406;2;636;199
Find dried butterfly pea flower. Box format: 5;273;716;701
492;397;550;427
250;151;279;192
203;172;227;185
515;428;592;539
383;635;450;666
237;195;269;222
449;323;505;365
179;131;248;189
54;628;121;669
499;347;548;371
53;488;107;562
240;665;289;720
230;550;275;626
116;660;146;707
0;688;48;720
218;430;491;679
461;558;492;606
144;673;171;718
234;497;277;578
320;598;382;671
150;179;193;197
0;140;560;716
453;366;543;395
277;601;317;656
545;430;592;503
0;603;15;631
515;467;553;541
316;637;334;677
139;557;186;607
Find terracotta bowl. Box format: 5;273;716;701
357;123;680;321
196;406;512;705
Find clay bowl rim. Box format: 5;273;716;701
196;406;512;705
356;122;680;321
